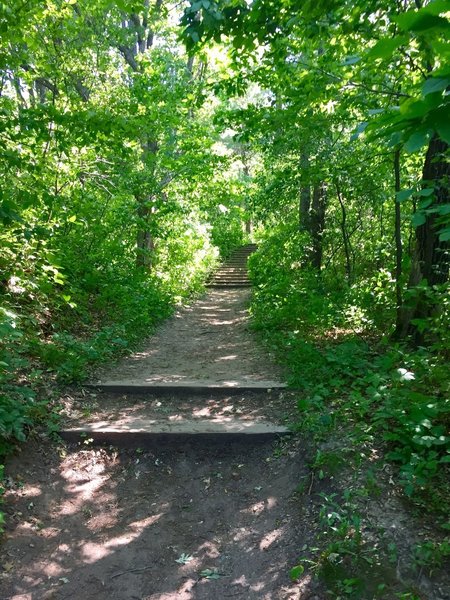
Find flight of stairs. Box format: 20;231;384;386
207;244;257;288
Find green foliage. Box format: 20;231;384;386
0;464;4;533
413;540;450;575
291;492;400;598
0;0;251;469
249;236;449;509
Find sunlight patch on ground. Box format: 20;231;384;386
106;515;163;549
259;526;284;550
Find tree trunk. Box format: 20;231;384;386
335;180;351;282
394;149;403;332
118;4;163;270
309;182;326;270
396;135;449;341
299;151;311;231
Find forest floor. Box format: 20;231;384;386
1;286;449;600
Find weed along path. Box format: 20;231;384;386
0;246;322;600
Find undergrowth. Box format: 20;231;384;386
248;229;450;597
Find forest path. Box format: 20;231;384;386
0;247;322;600
92;287;284;391
61;244;288;444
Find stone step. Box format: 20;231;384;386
60;418;290;447
216;269;248;273
213;275;248;279
217;266;248;270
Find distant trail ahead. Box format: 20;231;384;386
95;243;284;391
95;287;283;391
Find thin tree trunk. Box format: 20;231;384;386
335;181;351;282
117;2;163;270
299;151;311;231
394;149;403;333
309;182;326;270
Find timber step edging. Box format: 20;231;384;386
87;382;287;395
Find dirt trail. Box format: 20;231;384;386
1;250;323;599
1;440;321;600
94;288;284;389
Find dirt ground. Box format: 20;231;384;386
94;289;284;387
60;389;299;434
0;438;323;600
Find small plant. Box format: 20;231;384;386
413;540;450;575
175;553;194;565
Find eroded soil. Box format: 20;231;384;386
0;439;322;600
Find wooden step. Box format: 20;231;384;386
60;417;290;447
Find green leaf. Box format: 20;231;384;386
418;197;433;209
419;0;450;16
341;55;361;65
437;204;450;215
290;564;305;581
423;77;450;96
404;130;430;153
396;188;414;202
395;11;450;33
417;188;435;197
437;121;450;144
190;31;200;43
367;36;408;60
175;553;193;564
439;228;450;241
297;398;309;411
200;569;221;579
350;121;368;140
412;212;427;227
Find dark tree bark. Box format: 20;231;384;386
394;149;403;332
396;136;449;342
299;152;311;231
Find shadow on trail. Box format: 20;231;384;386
1;439;317;600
